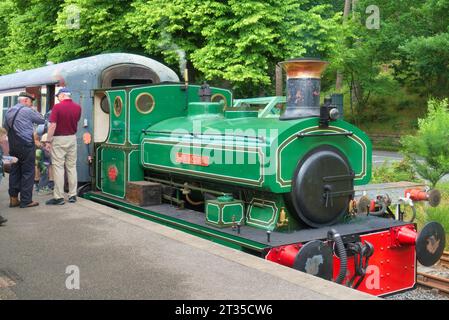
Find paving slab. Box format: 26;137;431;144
0;178;377;300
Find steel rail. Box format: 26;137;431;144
441;251;449;268
417;271;449;294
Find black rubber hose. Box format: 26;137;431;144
328;229;347;284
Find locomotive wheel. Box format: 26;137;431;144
286;146;354;227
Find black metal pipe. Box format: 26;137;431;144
328;229;347;284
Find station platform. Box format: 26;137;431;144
0;179;376;300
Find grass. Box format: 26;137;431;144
371;139;401;152
371;160;420;184
414;202;449;251
335;87;426;151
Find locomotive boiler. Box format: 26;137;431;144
141;59;369;230
87;57;446;296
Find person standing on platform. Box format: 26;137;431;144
4;92;44;208
0;127;18;224
46;88;81;205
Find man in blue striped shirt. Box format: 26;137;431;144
4;92;45;208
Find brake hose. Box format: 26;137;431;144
354;241;374;289
328;229;347;284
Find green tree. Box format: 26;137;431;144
335;0;424;120
0;0;15;73
338;0;449;120
401;98;449;187
49;0;142;62
126;0;345;95
0;0;63;74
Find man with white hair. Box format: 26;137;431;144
46;88;81;205
4;92;45;208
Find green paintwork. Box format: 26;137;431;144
127;85;233;145
217;195;234;202
224;110;259;119
188;102;223;117
128;150;144;182
247;201;277;228
106;90;127;145
99;84;233;203
206;202;220;223
101;147;126;198
141;115;372;193
95;83;371;233
95;145;103;191
206;199;244;227
244;191;299;231
142;137;264;188
84;192;266;252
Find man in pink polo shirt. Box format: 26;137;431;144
46;88;81;205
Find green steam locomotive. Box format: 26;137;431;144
85;58;445;296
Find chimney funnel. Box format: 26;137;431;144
279;58;328;120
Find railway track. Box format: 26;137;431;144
417;251;449;294
440;251;449;268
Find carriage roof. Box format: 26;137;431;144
0;53;179;91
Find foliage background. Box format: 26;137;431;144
0;0;448;130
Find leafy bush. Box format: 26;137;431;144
400;98;449;187
371;159;420;184
412;182;449;250
426;205;449;236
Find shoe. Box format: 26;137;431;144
0;215;7;225
37;187;52;195
68;196;77;203
9;197;20;208
20;201;39;208
46;198;65;205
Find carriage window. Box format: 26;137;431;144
100;95;110;114
2;96;9;108
2;96;10;124
135;93;155;114
113;96;123;117
211;94;227;108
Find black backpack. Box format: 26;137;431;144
6;106;24;155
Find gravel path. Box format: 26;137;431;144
387;265;449;300
386;286;449;300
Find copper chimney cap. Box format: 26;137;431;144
279;58;328;79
